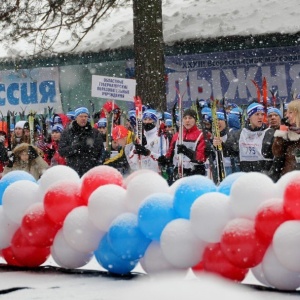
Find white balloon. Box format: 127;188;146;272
39;165;80;193
160;218;206;269
190;192;232;243
0;207;18;249
2;180;40;224
123;169;155;188
63;206;104;253
273;220;300;272
88;184;127;232
140;241;187;276
276;170;300;198
124;171;169;214
229;172;276;219
51;230;93;269
251;263;271;286
262;245;300;290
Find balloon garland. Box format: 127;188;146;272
1;166;300;291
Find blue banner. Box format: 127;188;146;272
165;45;300;109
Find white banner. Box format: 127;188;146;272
91;75;136;101
0;67;62;115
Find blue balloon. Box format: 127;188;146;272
0;171;36;205
108;213;151;261
217;172;246;196
173;175;216;219
94;234;138;275
138;193;177;241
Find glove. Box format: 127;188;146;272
157;155;170;166
45;147;56;160
134;143;150;156
177;144;195;160
7;154;15;168
0;135;5;143
28;145;39;159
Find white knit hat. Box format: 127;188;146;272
15;120;27;129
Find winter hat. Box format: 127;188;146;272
183;109;197;120
74;107;90;118
216;110;225;121
228;113;241;130
53;115;62;124
97;118;107;128
23;122;30;130
246;102;264;118
164;112;172;120
142;109;158;122
230;107;243;115
128;110;136;127
15;120;26;129
201;107;211;116
51;124;64;133
267;107;283;119
67;111;76;120
165;119;173;127
112;125;129;140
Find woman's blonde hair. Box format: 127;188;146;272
287;100;300;127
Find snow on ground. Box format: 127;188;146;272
0;256;298;300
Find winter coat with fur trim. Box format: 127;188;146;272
271;128;300;177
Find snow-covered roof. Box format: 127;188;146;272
0;0;298;59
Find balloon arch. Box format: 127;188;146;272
0;165;300;291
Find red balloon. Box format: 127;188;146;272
220;218;267;269
192;260;204;274
10;228;50;267
255;198;291;245
44;181;85;225
21;203;61;247
80;165;123;203
1;247;22;266
202;243;248;282
283;179;300;219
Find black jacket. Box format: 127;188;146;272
58;121;104;177
223;123;275;173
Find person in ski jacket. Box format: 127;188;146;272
211;110;240;182
269;99;300;182
162;108;207;180
267;107;282;130
58;107;104;177
3;143;49;180
129;109;167;174
104;125;135;175
223;102;275;174
44;124;66;166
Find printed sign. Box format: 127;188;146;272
165;45;300;108
91;75;136;101
0;67;62;115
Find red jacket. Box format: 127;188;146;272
166;125;207;163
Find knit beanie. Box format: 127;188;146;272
247;102;264;118
142;109;158;122
267;107;283;119
74;107;90;118
112;125;128;140
97;118;107;128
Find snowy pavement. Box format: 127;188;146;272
0;257;298;300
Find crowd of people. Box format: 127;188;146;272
0;97;299;185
